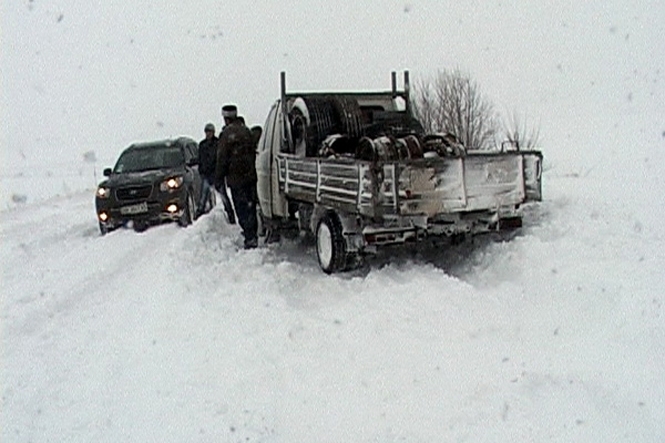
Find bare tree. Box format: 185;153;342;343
502;111;541;151
412;69;498;150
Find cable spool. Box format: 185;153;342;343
356;137;377;162
404;135;423;159
333;97;364;138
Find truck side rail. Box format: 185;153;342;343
276;151;543;218
276;154;371;215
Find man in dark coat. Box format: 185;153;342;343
250;125;263;149
197;123;235;222
215;104;258;249
196;123;216;216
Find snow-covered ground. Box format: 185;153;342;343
2;0;665;441
2;152;665;441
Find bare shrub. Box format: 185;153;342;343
502;111;541;150
411;68;498;150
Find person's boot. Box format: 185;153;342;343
265;228;281;244
244;237;258;249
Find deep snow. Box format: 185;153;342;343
1;159;665;442
2;0;665;441
2;159;664;441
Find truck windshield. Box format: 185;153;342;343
113;146;184;173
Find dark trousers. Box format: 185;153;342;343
229;183;258;247
197;177;213;213
218;184;236;224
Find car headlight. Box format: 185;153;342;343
96;187;111;198
160;176;184;192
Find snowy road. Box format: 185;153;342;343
3;0;664;440
2;169;664;442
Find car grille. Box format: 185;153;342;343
115;184;153;201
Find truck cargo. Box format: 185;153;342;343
256;72;543;273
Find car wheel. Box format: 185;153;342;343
316;212;347;274
99;222;109;236
178;192;195;227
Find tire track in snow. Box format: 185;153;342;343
1;192;189;338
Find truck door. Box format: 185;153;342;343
256;101;288;218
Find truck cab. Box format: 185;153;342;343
257;72;419;223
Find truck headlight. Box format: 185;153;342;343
96;187;111;198
160;176;184;191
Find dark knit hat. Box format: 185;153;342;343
221;104;238;118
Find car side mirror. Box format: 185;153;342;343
103;168;112;177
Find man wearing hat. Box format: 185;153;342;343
215;104;258;249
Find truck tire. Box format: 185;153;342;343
316;212;347;274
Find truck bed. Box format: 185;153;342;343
277;151;542;219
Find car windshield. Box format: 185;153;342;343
113;146;184;173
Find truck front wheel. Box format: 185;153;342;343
316;213;347;274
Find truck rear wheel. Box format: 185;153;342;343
316;213;347;274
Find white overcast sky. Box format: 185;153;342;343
2;0;663;169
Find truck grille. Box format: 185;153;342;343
115;185;153;201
